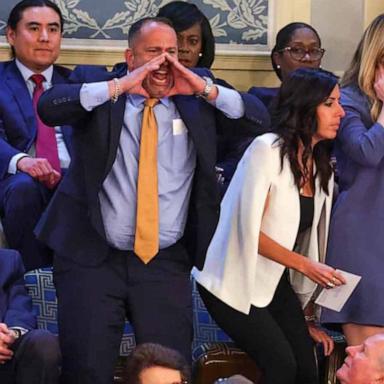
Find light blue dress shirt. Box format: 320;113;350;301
80;77;244;250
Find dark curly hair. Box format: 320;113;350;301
272;67;339;194
126;343;190;384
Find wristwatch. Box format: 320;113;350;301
9;327;28;340
195;76;214;99
10;328;22;339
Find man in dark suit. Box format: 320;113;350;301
37;17;269;384
0;248;60;384
0;0;72;271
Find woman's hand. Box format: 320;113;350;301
374;65;384;126
307;322;334;356
259;232;346;288
374;65;384;102
299;258;346;288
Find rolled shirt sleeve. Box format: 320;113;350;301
80;81;110;111
207;85;244;119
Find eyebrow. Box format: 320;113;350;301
290;40;319;45
145;46;177;51
26;21;60;28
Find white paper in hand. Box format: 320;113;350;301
315;269;361;312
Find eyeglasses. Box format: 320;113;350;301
278;46;325;61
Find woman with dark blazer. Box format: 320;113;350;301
249;22;325;108
229;22;325;188
157;1;215;69
193;68;346;384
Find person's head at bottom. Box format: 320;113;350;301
337;333;384;384
126;343;190;384
214;374;254;384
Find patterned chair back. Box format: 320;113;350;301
24;269;232;356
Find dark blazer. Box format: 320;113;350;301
248;86;279;109
215;85;277;192
0;248;36;330
36;64;268;270
0;60;73;180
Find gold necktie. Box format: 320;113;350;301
134;98;159;263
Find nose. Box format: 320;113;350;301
301;51;311;62
178;44;189;53
178;38;189;53
39;28;49;41
159;59;169;69
337;103;345;118
346;345;359;357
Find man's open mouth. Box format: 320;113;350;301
151;70;170;85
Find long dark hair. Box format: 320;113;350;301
272;68;338;194
271;22;321;80
157;1;215;68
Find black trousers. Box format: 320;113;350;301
198;273;318;384
0;329;61;384
54;242;193;384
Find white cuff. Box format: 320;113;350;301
80;82;110;111
207;85;244;119
8;153;29;174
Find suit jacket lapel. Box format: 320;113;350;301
173;95;212;166
3;61;36;138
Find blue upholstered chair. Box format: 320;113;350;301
24;268;231;356
23;268;345;384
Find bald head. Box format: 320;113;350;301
124;18;177;98
337;334;384;384
128;17;174;48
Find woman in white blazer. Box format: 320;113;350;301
193;68;346;384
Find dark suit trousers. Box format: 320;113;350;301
198;273;318;384
54;242;193;384
0;173;54;271
0;329;60;384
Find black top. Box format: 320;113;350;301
298;195;314;234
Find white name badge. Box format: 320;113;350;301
172;119;188;135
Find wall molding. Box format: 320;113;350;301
0;43;272;71
364;0;384;27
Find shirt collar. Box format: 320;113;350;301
15;59;53;83
128;93;170;108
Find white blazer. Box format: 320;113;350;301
192;133;333;314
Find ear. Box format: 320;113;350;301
125;48;134;72
6;26;16;46
272;51;282;68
